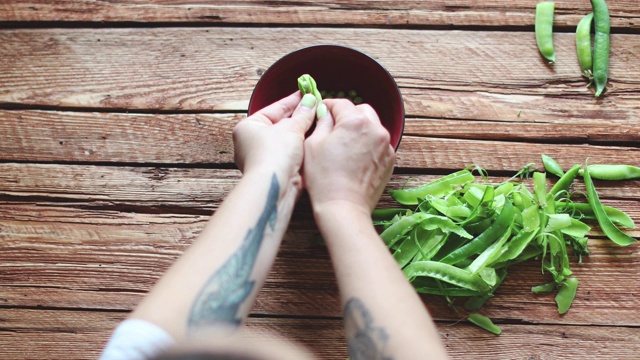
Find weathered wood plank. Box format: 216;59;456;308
1;123;640;170
1;108;639;166
395;137;640;172
0;309;638;360
1;203;637;325
2;164;640;212
0;164;239;209
1;29;640;111
1;1;638;29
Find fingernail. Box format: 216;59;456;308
300;93;317;108
316;103;328;118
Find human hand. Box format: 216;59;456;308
303;99;395;215
233;92;317;181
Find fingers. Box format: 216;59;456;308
356;103;381;125
279;93;318;134
251;91;302;125
323;99;381;126
307;102;334;139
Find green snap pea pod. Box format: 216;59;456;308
371;208;409;222
492;229;537;265
414;285;480;297
549;164;581;199
467;313;501;335
493;245;543;269
535;2;556;63
403;260;491;293
389;170;475;205
380;212;428;247
583;164;637;246
440;200;515;265
429;196;471;221
393;226;430;268
555;277;579;314
556;201;635;229
545;213;572;232
393;214;472;267
297;74;323;101
460;186;495;226
590;0;610;97
579;164;640;180
560;218;591;239
532;281;557;294
467;226;513;275
521;204;541;233
413;232;449;262
420;214;473;239
576;13;594;80
533;171;548;209
464;269;507;311
542;154;564;177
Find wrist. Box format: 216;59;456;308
313;200;371;224
313;200;377;245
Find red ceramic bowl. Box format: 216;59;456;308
248;44;405;150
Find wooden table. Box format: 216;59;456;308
1;1;639;359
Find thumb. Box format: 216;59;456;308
280;93;317;134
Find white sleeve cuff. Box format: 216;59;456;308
100;318;176;360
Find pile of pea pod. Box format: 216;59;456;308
373;156;638;334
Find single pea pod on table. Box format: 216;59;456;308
535;1;556;63
576;13;594;81
590;0;611;97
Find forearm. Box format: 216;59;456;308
315;202;449;360
131;169;300;341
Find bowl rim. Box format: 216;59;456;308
248;43;405;150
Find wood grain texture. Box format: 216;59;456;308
2;164;640;215
1;109;639;167
1;202;638;324
2;122;640;172
1;3;639;359
1;28;640;111
0;309;638;360
1;0;639;29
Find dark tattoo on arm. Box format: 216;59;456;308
344;297;392;360
188;174;279;330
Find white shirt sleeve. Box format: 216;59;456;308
100;318;176;360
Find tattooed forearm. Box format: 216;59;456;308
188;174;279;331
344;297;392;360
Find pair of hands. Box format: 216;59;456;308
233;91;395;215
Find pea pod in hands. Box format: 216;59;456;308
297;74;323;102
